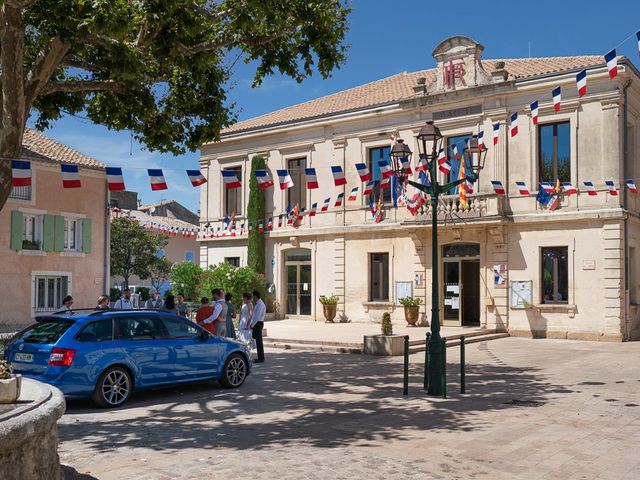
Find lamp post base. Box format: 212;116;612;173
426;334;443;396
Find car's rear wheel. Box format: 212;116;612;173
92;366;133;408
220;353;248;388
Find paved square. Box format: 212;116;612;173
59;337;640;479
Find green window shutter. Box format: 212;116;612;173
53;216;65;252
42;215;55;251
82;218;92;253
10;211;23;251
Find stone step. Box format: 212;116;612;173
408;332;509;354
265;341;363;354
263;337;363;349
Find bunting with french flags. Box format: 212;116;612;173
106;167;125;191
561;181;577;195
221;170;241;189
276;169;294;189
399;156;412;175
267;217;273;231
305;168;319;189
626;179;638;194
515;181;530;195
510;113;518;137
439;160;452;175
378;160;393;179
331;166;347;186
416;154;428;173
321;197;331;212
61;164;81;188
605;180;618;195
552;87;561;112
583;181;597;196
576;70;587;98
309;202;318;216
363;181;374;196
493;122;500;145
437;148;446;166
531;101;539;125
278;215;284;228
334;192;345;207
355;163;372;182
491;180;505;195
380;177;391;189
11;160;32;187
255;170;274;190
186;169;207;187
605;49;617;79
348;186;359;201
148;169;167;191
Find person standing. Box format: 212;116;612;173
196;297;215;334
161;294;179;315
176;293;190;319
250;290;266;362
96;295;110;310
204;289;226;335
113;289;133;309
60;296;74;313
144;289;163;310
224;292;236;339
237;292;254;348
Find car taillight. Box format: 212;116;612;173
49;348;76;366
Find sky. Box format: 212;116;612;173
28;0;640;214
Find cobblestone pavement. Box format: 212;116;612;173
58;338;640;480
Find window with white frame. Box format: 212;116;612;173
22;214;42;250
34;275;68;312
64;218;82;251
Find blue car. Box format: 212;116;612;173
4;309;251;408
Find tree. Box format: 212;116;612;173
0;1;351;210
110;216;168;289
247;155;266;273
149;256;172;292
202;263;265;310
168;261;206;302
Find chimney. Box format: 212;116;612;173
491;61;508;82
413;76;428;95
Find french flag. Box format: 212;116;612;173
493;122;500;145
148;169;167;191
297;208;305;222
515;181;530;195
222;170;241;189
552;87;561;112
604;49;617;79
510;113;518;137
106;167;126;191
348;186;359;201
399;156;412;174
278;215;284;228
305;168;319;189
530;101;539;125
625;179;638;194
334;192;345;207
380;177;391;189
561;182;577;195
248;222;253;233
186;169;207;187
11;160;32;187
255;170;273;190
491;180;506;195
439;160;452;175
605;180;618;196
451;144;460;160
576;70;587;97
582;181;598;196
416;154;428;172
276;169;294;190
478;131;485;151
321;197;331;212
61;164;81;188
378;160;393;179
540;182;555;193
363;181;374;196
437;148;446;165
355;163;372;182
258;220;264;233
331;166;347;186
309;203;318;216
267;217;273;231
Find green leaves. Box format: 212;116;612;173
247;155;266;274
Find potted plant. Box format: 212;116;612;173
0;359;21;404
399;297;423;326
381;312;393;335
319;294;339;323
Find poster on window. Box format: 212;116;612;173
510;280;533;309
493;264;507;285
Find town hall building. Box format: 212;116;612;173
198;36;640;341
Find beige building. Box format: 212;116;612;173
199;36;640;341
1;129;108;330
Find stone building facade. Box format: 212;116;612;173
199;36;640;341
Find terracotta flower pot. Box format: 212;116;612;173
404;306;419;326
323;304;337;323
0;375;22;404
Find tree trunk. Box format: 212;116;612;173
0;2;27;211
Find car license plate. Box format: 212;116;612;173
14;353;34;363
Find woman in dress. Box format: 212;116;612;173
176;293;190;319
161;294;179;315
224;292;236;338
237;292;254;347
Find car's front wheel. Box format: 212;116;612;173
92;366;133;408
220;353;248;388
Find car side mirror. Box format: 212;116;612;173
199;330;210;341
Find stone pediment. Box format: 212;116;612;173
429;35;494;93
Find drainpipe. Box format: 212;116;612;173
104;182;111;295
622;79;631;340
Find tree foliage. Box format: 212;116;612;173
0;0;351;209
168;261;206;302
247;155;266;273
149;256;173;292
202;263;265;310
110;216;168;288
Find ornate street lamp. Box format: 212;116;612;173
389;138;413;184
406;121;485;396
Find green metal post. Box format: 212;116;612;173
441;337;447;399
423;332;431;390
460;335;466;394
403;335;409;396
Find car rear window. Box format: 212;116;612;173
19;319;74;344
77;320;113;342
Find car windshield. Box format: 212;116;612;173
20;319;74;344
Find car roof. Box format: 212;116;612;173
40;309;177;322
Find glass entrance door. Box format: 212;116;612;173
284;249;312;317
443;261;460;322
442;243;480;326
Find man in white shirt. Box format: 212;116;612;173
250;290;266;362
144;289;163;310
114;288;134;309
203;289;227;336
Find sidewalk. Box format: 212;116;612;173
263;318;486;344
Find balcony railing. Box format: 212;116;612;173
411;193;496;222
9;185;31;201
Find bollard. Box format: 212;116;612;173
403;335;410;396
441;337;447;399
460;335;466;394
423;332;431;390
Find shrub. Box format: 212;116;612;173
169;261;206;301
110;287;122;302
247;155;266;274
202;263;265;310
138;287;150;302
319;294;339;305
381;312;393;335
0;359;13;380
399;297;423;308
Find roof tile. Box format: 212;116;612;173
22;128;105;169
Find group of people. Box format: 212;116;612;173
106;288;190;317
194;289;265;362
